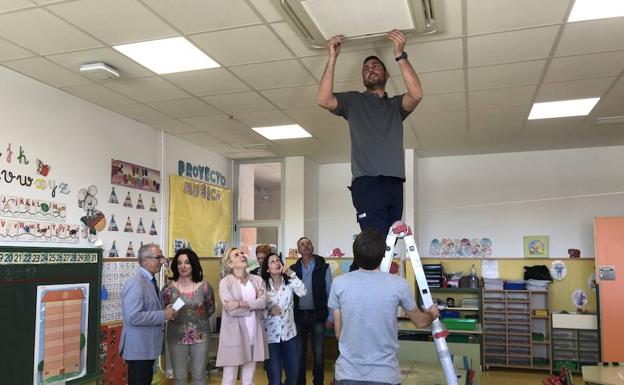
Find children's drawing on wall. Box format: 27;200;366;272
108;187;119;204
35;159;51;177
126;241;135;258
33;283;89;385
123;217;133;233
429;237;493;257
111;159;161;193
524;235;549;258
77;185;106;247
1;195;19;217
550;260;567;281
136;194;145;210
107;215;118;232
19;197;37;219
149;220;157;236
136;218;145;234
123;192;133;208
213;240;227;256
572;289;588;308
149;196;157;212
108;241;119;258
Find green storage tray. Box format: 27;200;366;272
442;318;477;330
554;360;579;371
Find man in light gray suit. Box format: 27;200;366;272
120;243;176;385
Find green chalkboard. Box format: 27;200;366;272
0;247;102;385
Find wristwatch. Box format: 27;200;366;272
395;51;408;62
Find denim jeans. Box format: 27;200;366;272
296;310;325;385
267;336;300;385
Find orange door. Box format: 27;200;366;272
595;217;624;361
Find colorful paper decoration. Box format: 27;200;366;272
111;159;161;193
524;235;549;258
108;241;118;257
108;187;119;204
123;217;133;233
108;215;118;231
123;192;133;208
136;194;145;210
126;241;135;258
149;220;158;236
136;218;145;234
149;197;157;212
550;260;567;280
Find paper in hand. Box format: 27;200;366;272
172;297;185;311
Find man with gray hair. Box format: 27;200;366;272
120;243;176;385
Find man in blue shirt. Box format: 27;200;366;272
290;237;333;385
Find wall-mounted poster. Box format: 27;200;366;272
111;159;161;193
33;283;89;385
524;235;549;258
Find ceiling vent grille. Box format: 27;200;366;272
279;0;444;48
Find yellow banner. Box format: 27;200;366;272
168;175;232;258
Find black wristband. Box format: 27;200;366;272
395;51;408;62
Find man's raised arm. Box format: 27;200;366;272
317;35;343;111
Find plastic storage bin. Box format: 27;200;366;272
508;357;530;366
441;318;477;330
484;302;505;311
507;303;530;312
485;345;506;355
578;330;598;340
507;292;529;301
484;335;506;344
484;312;505;322
507;313;530;323
508;335;530;345
552;329;575;339
553;340;578;350
484;323;505;333
484;291;505;301
507;324;530;334
580;352;600;363
508;346;530;356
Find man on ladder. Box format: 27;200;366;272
329;227;461;385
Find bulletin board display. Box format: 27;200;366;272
0;246;102;385
100;258;140;324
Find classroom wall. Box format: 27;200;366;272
318;146;624;258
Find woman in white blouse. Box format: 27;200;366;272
261;253;307;385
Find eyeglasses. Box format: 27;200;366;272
146;255;166;260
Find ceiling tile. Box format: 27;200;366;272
201;91;274;113
556;17;624;56
408;0;463;43
103;77;189;102
282;106;347;139
380;38;464;72
467;26;559;67
536;78;615;102
566;121;624;148
270;22;320;57
0;0;35;14
182;115;248;133
415;69;465;94
47;0;177;45
608;77;624;97
210;128;268;146
61;83;136;107
146;97;220;118
544;51;624;83
300;50;366;82
191;25;292;66
469;105;531;134
409;109;467;131
175;132;223;146
335;79;366;93
251;0;283;22
469;60;546;90
165;68;250;96
0;8;101;54
234;109;293;128
145;0;261;34
416;124;467;148
220;149;277;159
3;57;89;87
469;85;536;109
411;92;466;114
230;60;317;90
148;119;199;135
260;85;318;108
47;47;153;79
467;132;519;155
107;103;170;122
467;0;569;34
522;116;581;142
592;96;624;117
0;38;35;61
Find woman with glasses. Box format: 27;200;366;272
216;247;268;385
261;253;306;385
161;248;215;385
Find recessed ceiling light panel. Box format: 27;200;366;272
279;0;444;48
252;124;312;140
568;0;624;22
113;37;220;74
528;98;600;120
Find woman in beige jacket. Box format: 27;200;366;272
217;247;269;385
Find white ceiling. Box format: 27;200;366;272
1;0;623;162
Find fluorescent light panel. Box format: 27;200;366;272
252;125;312;140
528;98;600;120
113;37;219;74
568;0;624;22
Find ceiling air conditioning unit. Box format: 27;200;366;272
279;0;444;48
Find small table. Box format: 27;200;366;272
582;364;624;385
400;361;467;385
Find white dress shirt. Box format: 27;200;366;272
263;274;306;343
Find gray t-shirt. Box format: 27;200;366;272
332;91;411;180
328;270;416;383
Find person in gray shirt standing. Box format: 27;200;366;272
328;228;439;385
318;30;424;270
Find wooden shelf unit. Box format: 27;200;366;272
551;313;600;373
482;289;551;371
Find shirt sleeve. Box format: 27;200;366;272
399;279;416;312
396;94;413;120
328;279;339;310
331;92;351;118
325;267;334;322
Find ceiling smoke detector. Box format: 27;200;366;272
79;62;120;80
279;0;444;48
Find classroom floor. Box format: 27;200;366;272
159;364;585;385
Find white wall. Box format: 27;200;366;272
304;157;319;248
0;66;233;254
284;156;305;253
418;146;624;257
